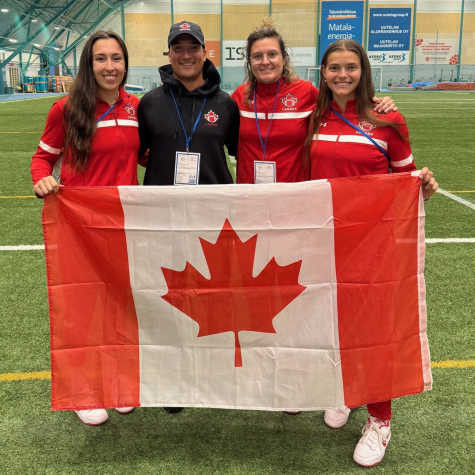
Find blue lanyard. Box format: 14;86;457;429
254;79;280;160
330;107;390;161
170;88;207;152
96;103;116;124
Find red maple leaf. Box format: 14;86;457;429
161;219;306;367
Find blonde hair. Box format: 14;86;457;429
242;18;298;105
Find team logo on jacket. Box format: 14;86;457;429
281;93;298;108
357;120;376;132
204;110;219;123
125;102;136;117
180;22;191;31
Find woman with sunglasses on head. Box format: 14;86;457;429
231;18;395;185
305;39;437;467
31;30;146;426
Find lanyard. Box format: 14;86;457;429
170;88;207;152
96;103;116;124
254;79;280;160
329;107;390;161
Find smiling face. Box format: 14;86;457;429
322;50;362;102
168;34;206;88
92;38;125;102
249;37;284;85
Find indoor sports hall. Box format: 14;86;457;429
0;1;473;473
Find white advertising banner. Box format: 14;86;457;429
415;38;459;65
368;51;410;65
222;41;246;67
222;43;317;68
288;47;317;67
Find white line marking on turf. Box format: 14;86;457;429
426;238;475;243
437;188;475;210
0;245;44;251
1;239;474;251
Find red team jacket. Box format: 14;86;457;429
310;100;416;179
31;88;144;186
232;79;318;184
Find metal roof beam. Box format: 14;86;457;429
0;0;82;69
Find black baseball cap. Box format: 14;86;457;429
168;21;205;48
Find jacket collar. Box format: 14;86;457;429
255;78;282;95
330;99;357;114
96;87;129;109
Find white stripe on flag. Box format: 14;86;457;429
118;182;344;410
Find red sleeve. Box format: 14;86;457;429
386;112;416;173
31;102;66;185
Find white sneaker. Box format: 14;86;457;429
324;408;351;429
353;416;391;467
75;409;108;426
115;407;135;415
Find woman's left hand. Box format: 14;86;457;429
373;96;397;113
419;167;439;199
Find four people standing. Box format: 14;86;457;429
31;19;438;467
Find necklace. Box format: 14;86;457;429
108;90;120;106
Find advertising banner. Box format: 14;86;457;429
415;38;459;65
368;8;411;65
222;41;246;67
320;1;364;59
288;47;317;67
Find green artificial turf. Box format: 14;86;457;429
0;92;474;475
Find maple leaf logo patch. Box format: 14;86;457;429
281;93;298;108
204;110;219;123
161;219;306;367
125;102;136;116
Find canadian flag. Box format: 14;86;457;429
43;173;432;411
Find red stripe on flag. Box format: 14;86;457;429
331;174;425;408
42;189;140;410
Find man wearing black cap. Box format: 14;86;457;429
138;21;239;187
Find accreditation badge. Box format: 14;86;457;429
174;152;200;185
254;161;276;184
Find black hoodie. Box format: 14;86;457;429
138;59;239;185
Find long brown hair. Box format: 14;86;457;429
64;30;128;172
242;18;298;105
304;39;408;165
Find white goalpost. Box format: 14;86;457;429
371;66;383;93
306;66;383;92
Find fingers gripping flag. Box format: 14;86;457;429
42;173;432;411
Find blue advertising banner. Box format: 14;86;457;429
320;1;364;59
368;8;412;65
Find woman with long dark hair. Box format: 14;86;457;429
306;39;437;467
32;30;145;196
31;30;145;425
231;18;395;185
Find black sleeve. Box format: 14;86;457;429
138;94;152;156
223;94;240;157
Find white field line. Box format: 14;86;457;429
0;245;44;251
426;238;475;243
1;239;474;251
437;188;475;211
0;96;63;104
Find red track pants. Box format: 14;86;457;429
367;400;392;421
